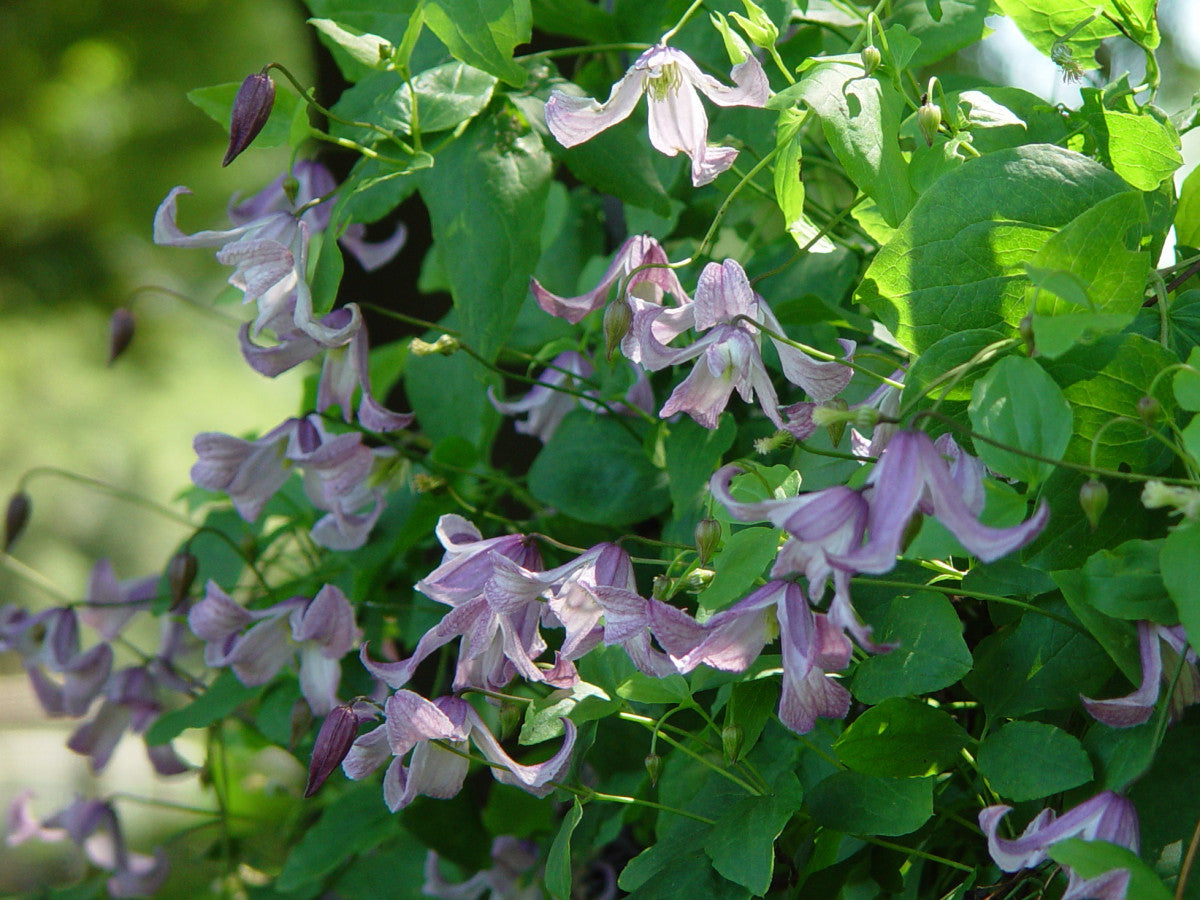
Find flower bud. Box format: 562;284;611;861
166;551;199;608
282;175;300;206
1019;313;1036;356
409;335;460;356
1079;479;1108;531
223;72;276;167
694;518;722;565
107;308;135;365
918;100;942;146
730;0;779;49
812;398;849;447
721;723;744;763
603;299;632;362
651;574;672;601
304;705;360;797
644;753;663;786
4;491;31;551
1136;395;1161;425
678;568;714;593
861;45;882;74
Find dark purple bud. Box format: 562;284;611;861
644;753;662;786
223;72;276;167
694;517;722;565
1079;479;1108;531
166;551;198;608
305;705;360;798
296;418;321;454
5;491;30;551
108;308;135;365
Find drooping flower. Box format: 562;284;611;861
979;791;1140;900
545;45;769;186
3;607;114;718
190;417;300;522
77;559;158;642
1083;621;1200;727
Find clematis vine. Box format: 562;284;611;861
1082;620;1200;727
544;44;769;186
341;690;576;813
979;791;1140;900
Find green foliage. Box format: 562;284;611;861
978;721;1093;800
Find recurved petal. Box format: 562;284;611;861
544;72;645;148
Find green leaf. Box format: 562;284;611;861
993;0;1120;65
616;671;691;705
851;592;973;704
1098;109;1183;191
481;784;556;838
144;670;257;745
397;62;498;133
1048;840;1173;900
704;774;804;895
546;799;584;900
1042;333;1177;471
777;62;915;226
332;156;421;225
834;698;970;777
423;0;531;87
310;234;344;317
531;0;619;41
1027;191;1150;358
856;144;1132;357
1175;346;1200;411
1176;165;1200;249
1163;522;1200;651
901;328;1009;406
277;783;395;891
886;0;990;67
773;108;822;248
186;82;302;149
405;339;501;450
529;412;669;527
1052;540;1176;624
664;415;737;544
723;677;779;762
519;681;616;744
978;720;1093;801
697;527;781;613
807;771;934;836
308;18;393;69
334;833;428;900
968;356;1073;486
417;106;552;362
1129;716;1200;883
558;113;672;217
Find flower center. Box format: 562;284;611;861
647;62;682;102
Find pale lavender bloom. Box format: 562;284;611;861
1083;622;1200;727
531;234;690;324
14;608;114;717
6;793;168;897
545;45;769;186
831;430;1050;574
980;791;1139;900
190;417;299;521
651;581;854;733
782;369;904;449
78;559;158;641
423;836;542;900
343;691;576;813
189;581;360;715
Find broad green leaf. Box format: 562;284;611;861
901;328;1010;406
774;61;916;226
664;415;737;544
546;799;584;900
834;698;970;777
807;772;933;836
723;677;779;762
277;783;395;890
1174;346;1200;411
332;156;421;225
994;0;1120;64
978;721;1093;801
1042;333;1177;471
308;18;393;69
532;0;619;42
558;113;672;217
886;0;990;67
144;670;257;745
773;108;813;248
301;0;419;79
528;412;669;526
417;106;551;362
968;356;1073;486
1098;109;1183;191
333;832;428;900
519;681;615;744
623;854;748;900
704;774;804;895
1027;191;1150;358
186;82;302;150
405;336;501;450
697;527;780;613
423;0;531;87
616;671;691;704
396;62;498;133
310;234;344;317
1084;719;1159;790
966;600;1114;718
857;144;1131;357
1129;716;1200;884
1024;469;1151;571
1052;539;1176;624
1177;166;1200;248
1163;522;1200;651
1048;840;1173;900
851;592;973;704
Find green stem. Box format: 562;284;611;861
858;578;1085;633
692;147;780;263
619;712;763;795
896;338;1019;420
863;837;975;873
0;554;74;604
125;285;240;325
662;0;707;43
561;784;717;825
18;467;196;529
519;42;653;61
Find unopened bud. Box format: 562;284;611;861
1079;479;1108;531
603;299;632;362
753;429;794;455
812;398;849;447
1136;395;1161;425
409;335;460;356
651;574;672;600
166;551;199;608
694;518;722;565
678;568;714;592
918;101;942;146
223;72;276;167
861;45;882;74
721;724;744;763
107;308;136;365
731;0;780;49
304;705;360;797
412;472;446;493
1019;313;1036;356
4;492;31;552
644;753;663;786
282;175;300;206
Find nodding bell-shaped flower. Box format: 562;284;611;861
1082;621;1200;728
545;44;769;186
223;71;276;166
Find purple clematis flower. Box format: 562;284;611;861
188;581;360;715
342;690;576;812
190;417;299;522
5;607;114;718
650;580;854;733
545;45;769;186
1083;621;1200;727
77;559;159;641
980;791;1139;900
